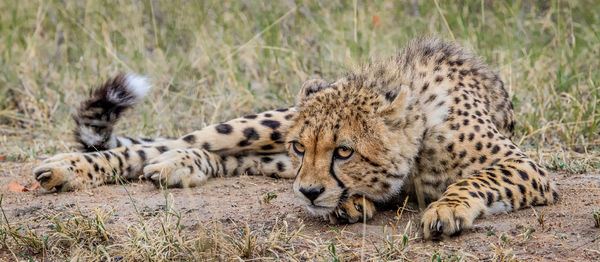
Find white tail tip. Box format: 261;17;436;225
124;73;152;99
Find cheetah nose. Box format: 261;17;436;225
299;187;325;202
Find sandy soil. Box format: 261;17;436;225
1;160;599;260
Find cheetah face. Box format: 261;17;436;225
287;78;420;216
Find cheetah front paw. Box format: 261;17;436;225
33;153;88;191
328;195;376;224
142;149;210;188
421;201;479;239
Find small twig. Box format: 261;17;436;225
224;7;297;62
353;0;358;43
149;0;159;49
572;234;600;251
433;0;455;40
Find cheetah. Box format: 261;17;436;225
33;38;558;239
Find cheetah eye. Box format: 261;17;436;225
334;146;353;160
291;142;305;155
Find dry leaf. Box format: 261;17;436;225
8;181;40;192
8;181;26;192
0;155;6;161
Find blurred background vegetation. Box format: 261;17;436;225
0;0;598;169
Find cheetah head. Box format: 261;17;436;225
287;77;424;216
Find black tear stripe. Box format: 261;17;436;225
329;158;347;201
293;155;306;186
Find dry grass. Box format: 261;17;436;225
1;0;599;260
0;193;430;261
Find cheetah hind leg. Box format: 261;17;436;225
142;149;222;188
143;149;296;188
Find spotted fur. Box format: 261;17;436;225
34;38;557;240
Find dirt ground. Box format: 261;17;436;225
1;160;599;260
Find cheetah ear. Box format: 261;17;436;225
296;78;331;104
377;85;412;118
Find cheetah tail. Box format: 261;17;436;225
72;73;155;152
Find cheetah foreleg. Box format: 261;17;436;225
328;195;376;224
421;158;558;239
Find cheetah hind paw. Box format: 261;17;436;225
328;195;376;224
142;150;209;188
33;153;88;191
